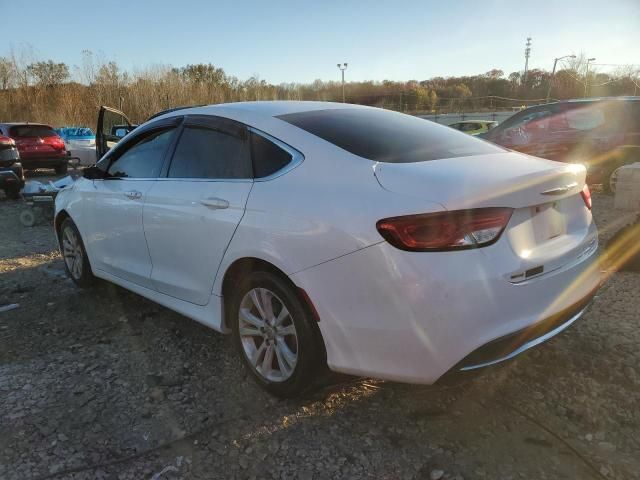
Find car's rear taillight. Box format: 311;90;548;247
376;207;514;252
580;184;592;210
0;136;15;146
46;136;66;150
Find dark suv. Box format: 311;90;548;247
0;135;24;199
483;97;640;192
0;123;69;174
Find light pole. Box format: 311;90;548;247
337;63;348;103
545;54;576;103
584;57;596;97
523;37;532;85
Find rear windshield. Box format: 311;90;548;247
277;108;504;163
9;125;56;138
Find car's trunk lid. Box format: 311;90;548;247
373;151;596;281
373;152;585;209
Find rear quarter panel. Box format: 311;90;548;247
212;118;446;295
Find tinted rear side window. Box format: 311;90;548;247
250;131;292;178
278;108;504;163
9;125;56;137
168;126;251;179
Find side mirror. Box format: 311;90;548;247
83;165;105;180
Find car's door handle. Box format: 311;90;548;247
200;197;229;209
124;190;142;200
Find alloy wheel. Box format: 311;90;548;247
238;287;298;382
62;226;83;280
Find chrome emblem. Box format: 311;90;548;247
540;182;578;196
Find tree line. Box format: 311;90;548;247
0;50;638;127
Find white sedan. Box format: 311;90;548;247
54;101;601;397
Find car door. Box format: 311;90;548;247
96;106;137;159
85;121;179;288
143;115;253;305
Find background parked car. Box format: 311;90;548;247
0;135;24;199
0;123;69;174
56;127;97;166
482;97;640;193
448;120;498;135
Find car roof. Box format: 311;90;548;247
0;122;53;128
154;101;370;122
546;96;640;106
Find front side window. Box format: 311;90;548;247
278;108;504;163
168;126;251;179
107;128;175;178
250;131;293;178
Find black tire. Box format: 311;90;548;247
229;270;325;398
3;185;20;199
58;218;95;287
55;163;68;175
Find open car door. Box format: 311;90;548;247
96;106;136;160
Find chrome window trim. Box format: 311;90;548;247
97;177;252;183
248;127;304;181
97;124;304;182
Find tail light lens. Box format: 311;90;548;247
46;136;66;150
580;184;592;210
376;207;513;252
0;136;15;146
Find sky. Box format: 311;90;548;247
1;0;638;84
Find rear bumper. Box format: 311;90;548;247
452;287;596;372
291;234;602;385
0;167;25;189
20;154;68;169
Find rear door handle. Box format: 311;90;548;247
125;190;142;200
200;197;229;210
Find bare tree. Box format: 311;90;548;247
27;60;70;86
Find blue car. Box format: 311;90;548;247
55;127;96;166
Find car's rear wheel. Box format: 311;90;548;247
59;218;94;287
230;271;324;398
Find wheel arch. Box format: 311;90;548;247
219;256;326;363
220;256;292;333
54;209;71;241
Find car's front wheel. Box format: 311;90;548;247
59;218;95;287
230;271;325;398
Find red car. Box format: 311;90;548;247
483;97;640;193
0;123;69;174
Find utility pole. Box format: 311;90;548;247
337;63;348;103
584;58;596;97
523;37;532;85
545;54;576;103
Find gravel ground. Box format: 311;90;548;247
1;175;639;480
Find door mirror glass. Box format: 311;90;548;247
114;128;129;138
